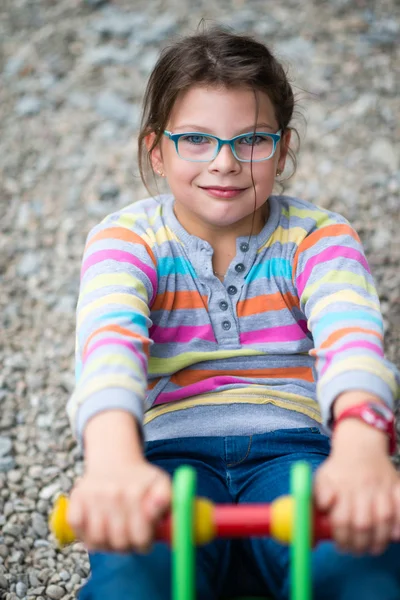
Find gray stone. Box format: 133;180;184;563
39;482;60;500
134;14;178;44
0;573;8;589
93;10;147;38
84;46;134;66
15;581;27;598
16;254;40;277
0;437;12;458
84;0;108;7
95;91;136;125
369;139;398;171
32;513;48;539
97;180;120;201
45;585;65;600
15;96;42;116
0;457;15;473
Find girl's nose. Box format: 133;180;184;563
208;143;241;174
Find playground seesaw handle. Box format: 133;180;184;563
50;494;332;547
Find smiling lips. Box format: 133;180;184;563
200;186;247;198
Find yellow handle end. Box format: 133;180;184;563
49;495;76;546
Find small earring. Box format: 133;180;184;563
157;170;165;177
276;169;282;176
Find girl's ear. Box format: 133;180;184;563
277;129;291;174
145;132;164;174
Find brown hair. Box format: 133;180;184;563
138;24;299;195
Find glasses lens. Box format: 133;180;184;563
234;134;274;161
177;134;217;161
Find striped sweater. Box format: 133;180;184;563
67;194;400;444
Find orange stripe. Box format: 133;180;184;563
83;324;151;357
152;290;208;312
237;292;299;317
309;327;383;355
292;224;361;281
86;227;157;268
170;367;314;386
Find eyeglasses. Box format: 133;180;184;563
163;130;282;163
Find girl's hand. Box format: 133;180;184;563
314;420;400;555
67;459;171;553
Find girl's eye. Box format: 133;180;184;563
240;135;267;145
181;134;210;145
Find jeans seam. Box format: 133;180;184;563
226;436;253;467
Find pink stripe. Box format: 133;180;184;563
149;324;216;344
240;322;308;345
153;376;249;405
83;337;147;372
296;246;370;297
320;340;383;377
81;250;157;304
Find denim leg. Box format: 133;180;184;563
229;428;400;600
232;429;329;600
78;436;232;600
311;541;400;600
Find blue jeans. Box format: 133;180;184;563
79;429;400;599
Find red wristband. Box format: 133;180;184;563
333;402;396;455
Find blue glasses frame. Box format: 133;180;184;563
163;130;282;163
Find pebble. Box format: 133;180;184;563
15;96;42;116
15;582;27;598
1;1;399;599
0;573;9;589
0;437;12;457
45;584;65;599
95;90;136;125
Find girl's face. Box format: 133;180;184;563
150;85;290;237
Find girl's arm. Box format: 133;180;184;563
293;219;400;554
67;219;158;448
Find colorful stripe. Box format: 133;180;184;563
68;194;399;442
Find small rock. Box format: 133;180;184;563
17;254;40;277
0;573;8;589
7;469;22;484
32;513;48;539
39;482;60;500
95;90;136;125
84;0;108;7
369;139;398;171
15;96;42;116
97;180;120;201
16;581;27;598
45;585;65;600
0;457;15;473
0;437;12;458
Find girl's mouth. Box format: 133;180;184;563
200;186;247;199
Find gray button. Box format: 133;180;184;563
227;285;238;295
235;263;245;273
222;320;231;331
219;300;228;311
240;242;249;252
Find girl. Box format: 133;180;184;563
67;26;400;600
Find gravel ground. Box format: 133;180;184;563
0;0;399;598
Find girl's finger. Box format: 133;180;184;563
143;474;171;519
130;505;152;553
313;472;336;512
351;490;374;554
392;482;400;541
85;504;108;550
331;493;352;552
106;508;131;552
371;489;394;555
